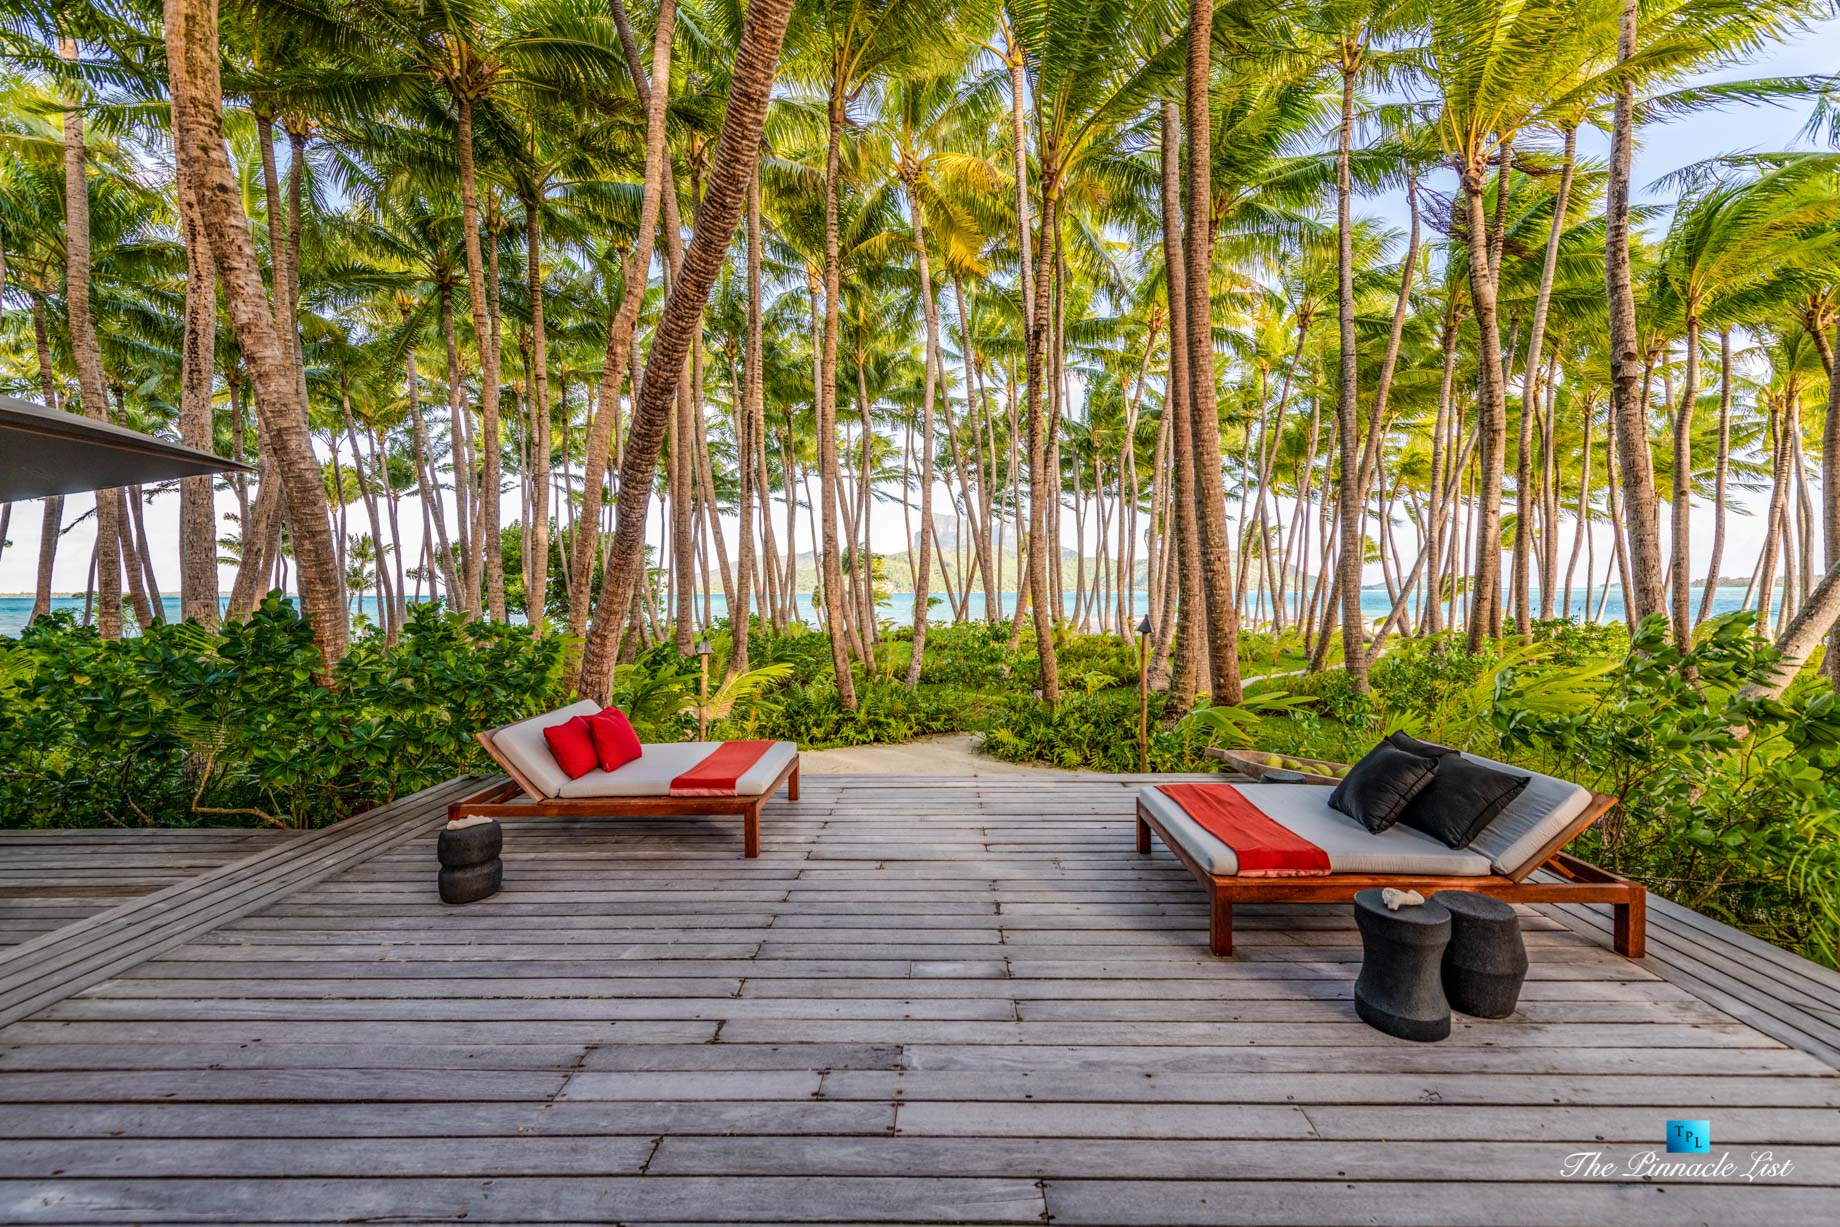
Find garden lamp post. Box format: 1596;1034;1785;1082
1136;616;1153;773
695;636;714;740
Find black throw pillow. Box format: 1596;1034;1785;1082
1397;753;1530;849
1327;742;1439;834
1386;730;1457;760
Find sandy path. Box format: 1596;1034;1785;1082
794;732;1081;775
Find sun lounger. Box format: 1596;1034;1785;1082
1135;753;1643;957
450;700;800;857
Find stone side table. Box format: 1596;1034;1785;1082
438;818;503;904
1353;888;1452;1042
1440;892;1528;1018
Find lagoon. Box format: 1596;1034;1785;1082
0;584;1776;639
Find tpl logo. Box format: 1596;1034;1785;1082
1667;1120;1711;1154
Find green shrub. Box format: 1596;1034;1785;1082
982;689;1217;772
1497;613;1840;967
730;678;976;748
915;621;1022;687
1530;618;1630;664
0;596;570;829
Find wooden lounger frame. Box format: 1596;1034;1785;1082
1135;791;1646;958
450;726;800;858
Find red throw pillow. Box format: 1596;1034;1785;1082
588;707;644;772
542;714;600;780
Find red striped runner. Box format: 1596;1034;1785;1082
1156;784;1331;877
671;740;776;796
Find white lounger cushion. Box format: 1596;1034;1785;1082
556;739;797;799
1138;784;1493;877
490;700;602;799
1449;750;1594;876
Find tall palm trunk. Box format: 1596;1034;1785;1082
1022;186;1060;699
1423;294;1461;634
61;33;120;640
903;172;940;687
1605;0;1666;631
1696;329;1734;626
117;485;155;628
443;295;475;611
1185;0;1240;703
339;374;392;641
732;169;764;677
578;0;797;698
1160;101;1201;710
1332;52;1365;689
952;278;999;620
1513;126;1577;638
691;333;735;614
455;93;505;620
567;0;678;639
1462;159;1508;654
1823;317;1840;684
672;370;697;649
817;92;860;708
404;336;460;601
29;295;62;621
1012;81;1058;696
1671;318;1700;650
166;0;348;671
175;149;219;627
222;111;291;618
1564;394;1594;617
524;197;551;635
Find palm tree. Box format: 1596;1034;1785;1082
1602;0;1668;635
1425;0;1597;652
886;65;982;686
58;27;122;639
168;0;349;670
1655;159;1839;649
566;0;674;644
783;0;963;709
0;103;76;622
1005;0;1175;703
1181;0;1251;704
580;0;800;699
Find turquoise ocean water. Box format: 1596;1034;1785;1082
0;585;1771;639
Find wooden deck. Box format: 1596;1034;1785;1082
0;829;293;950
1;773;1837;1224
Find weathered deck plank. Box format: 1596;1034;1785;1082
0;829;291;950
0;771;1834;1224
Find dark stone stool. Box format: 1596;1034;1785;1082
1439;892;1528;1018
1353;888;1452;1042
438;819;502;904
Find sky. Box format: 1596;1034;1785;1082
3;17;1837;605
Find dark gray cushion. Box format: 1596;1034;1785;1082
1387;730;1458;760
1328;742;1439;834
1397;753;1530;849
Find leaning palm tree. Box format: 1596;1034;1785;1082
579;0;801;699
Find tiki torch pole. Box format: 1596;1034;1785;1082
695;636;713;741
